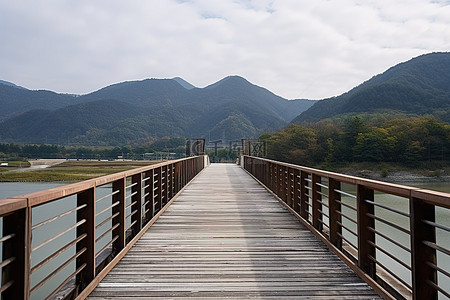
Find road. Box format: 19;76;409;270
8;159;66;172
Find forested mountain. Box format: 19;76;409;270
0;76;313;145
292;52;450;123
180;76;314;139
0;83;78;122
0;99;149;145
78;79;188;108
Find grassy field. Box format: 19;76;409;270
0;160;160;182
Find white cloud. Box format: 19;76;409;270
0;0;449;99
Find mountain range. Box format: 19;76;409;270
0;76;314;145
1;52;449;146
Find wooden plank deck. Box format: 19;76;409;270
88;163;380;299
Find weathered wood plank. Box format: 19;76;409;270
88;164;380;299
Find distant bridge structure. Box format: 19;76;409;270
0;155;448;299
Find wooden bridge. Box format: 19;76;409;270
0;155;449;299
88;163;379;299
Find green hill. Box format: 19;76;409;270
292;52;450;123
0;84;78;122
0;99;146;145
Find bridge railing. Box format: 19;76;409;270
242;155;450;300
0;155;206;300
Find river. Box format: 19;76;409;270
0;182;67;199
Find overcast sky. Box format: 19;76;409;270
1;0;449;99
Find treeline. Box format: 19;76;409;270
0;137;186;160
260;116;450;167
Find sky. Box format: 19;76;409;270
1;0;450;100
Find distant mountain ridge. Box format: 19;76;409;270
172;77;196;89
292;52;450;123
0;76;314;145
0;83;79;122
0;80;27;90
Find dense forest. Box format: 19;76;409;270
260;116;450;169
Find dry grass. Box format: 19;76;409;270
0;160;160;182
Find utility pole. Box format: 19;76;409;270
229;140;240;156
209;140;222;156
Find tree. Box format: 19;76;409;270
265;124;319;166
335;116;368;161
353;128;396;162
403;141;425;166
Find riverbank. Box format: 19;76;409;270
341;169;450;184
5;159;66;173
1;159;449;184
0;160;160;182
328;162;450;184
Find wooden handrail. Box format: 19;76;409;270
242;155;450;300
0;155;207;300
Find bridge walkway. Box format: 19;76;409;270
88;163;380;299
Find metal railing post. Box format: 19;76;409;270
312;174;322;231
162;165;168;206
287;167;293;208
357;184;375;277
264;160;269;187
293;169;301;214
2;207;30;300
275;165;280;198
299;171;308;219
156;167;162;213
131;173;143;234
283;166;289;204
144;170;153;222
112;178;126;252
410;197;437;300
268;162;274;191
76;188;96;291
328;178;342;249
169;163;174;199
174;162;180;194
